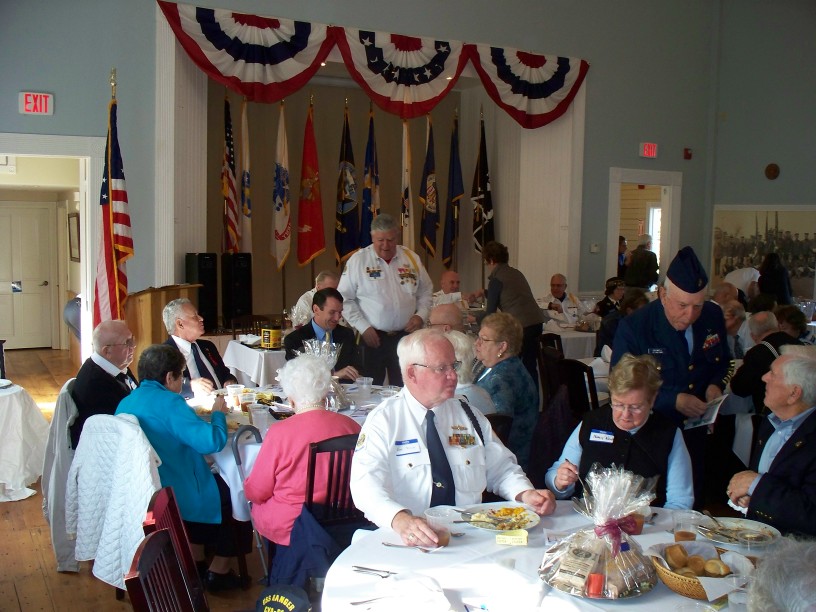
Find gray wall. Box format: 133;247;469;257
2;0;814;293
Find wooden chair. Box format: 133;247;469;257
305;433;364;528
558;358;602;416
231;314;273;339
125;529;196;612
485;413;513;446
539;332;564;356
143;487;208;612
537;344;564;410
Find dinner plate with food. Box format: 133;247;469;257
459;502;540;531
695;517;780;547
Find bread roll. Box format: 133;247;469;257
687;555;706;576
676;567;699;579
704;559;731;577
665;544;688;570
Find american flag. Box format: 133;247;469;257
222;98;240;253
93;99;133;327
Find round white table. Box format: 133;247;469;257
322;502;730;611
222;340;287;387
0;384;49;501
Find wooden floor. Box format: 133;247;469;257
1;349;267;612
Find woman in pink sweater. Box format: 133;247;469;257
243;355;360;545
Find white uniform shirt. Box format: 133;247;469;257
350;387;533;529
432;289;463;307
290;288;316;328
724;267;760;295
540;292;589;323
338;245;433;334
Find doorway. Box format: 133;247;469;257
607;167;682;282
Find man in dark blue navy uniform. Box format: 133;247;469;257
612;246;730;508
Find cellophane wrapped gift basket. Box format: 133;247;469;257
539;463;658;600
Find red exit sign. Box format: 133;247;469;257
19;92;54;116
639;142;658;158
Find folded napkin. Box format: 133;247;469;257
371;573;454;611
544;320;564;332
589;357;609;378
238;334;262;346
727;498;748;516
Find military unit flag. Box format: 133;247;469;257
471;116;494;253
442;116;463;269
297;104;326;265
272;102;291;269
401;120;415;251
222;98;240;254
335;107;359;264
419;116;439;257
360;108;380;248
93;98;133;327
239;99;252;253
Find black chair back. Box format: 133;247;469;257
306;433;364;526
537;344;564;410
125;529;195;612
539;333;564;355
232;314;273;339
558;358;601;417
485;413;513;446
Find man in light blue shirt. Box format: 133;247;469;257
727;346;816;535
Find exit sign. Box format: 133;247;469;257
639;142;658;158
19;92;54;116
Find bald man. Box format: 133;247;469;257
428;303;466;333
433;270;471;306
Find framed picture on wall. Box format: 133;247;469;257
68;213;80;263
712;205;816;300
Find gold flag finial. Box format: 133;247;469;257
110;68;117;99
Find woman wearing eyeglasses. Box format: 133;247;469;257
544;353;694;508
474;313;539;470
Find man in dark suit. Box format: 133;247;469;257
163;298;236;399
70;320;137;447
727;347;816;536
284;288;360;382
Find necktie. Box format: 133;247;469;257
733;335;744;359
116;372;132;390
191;342;220;387
426;410;455;506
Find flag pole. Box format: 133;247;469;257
479;106;486;290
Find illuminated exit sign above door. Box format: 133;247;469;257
639;142;658;158
19;92;54;116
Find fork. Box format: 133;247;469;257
352;565;397;578
381;541;432;553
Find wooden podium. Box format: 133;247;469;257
124;284;202;368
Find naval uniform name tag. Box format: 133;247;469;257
589;429;615;443
395;438;420;456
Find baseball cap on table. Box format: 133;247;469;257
667;246;708;292
256;584;311;612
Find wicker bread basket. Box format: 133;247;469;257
651;558;707;600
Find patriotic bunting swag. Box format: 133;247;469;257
419;117;438;257
93;99;133;327
442;116;463;269
335;107;359;265
360;109;380;248
159;1;589;128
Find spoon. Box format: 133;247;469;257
702;509;726;529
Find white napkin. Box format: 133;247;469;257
238;333;262;346
544;320;563;332
601;345;613;363
370;573;454;611
589;357;609;378
727;498;748;515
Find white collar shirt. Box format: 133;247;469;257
171;335;221;387
338;245;433;334
90;352;133;387
350;386;533;529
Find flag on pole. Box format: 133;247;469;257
401;120;415;250
93;98;133;327
360;108;380;248
239;99;252;253
297;104;326;266
222;98;240;254
335;106;359;265
442;116;463;269
471;116;494;253
272;102;291;269
419;116;439;257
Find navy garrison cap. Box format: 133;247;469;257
667;246;708;292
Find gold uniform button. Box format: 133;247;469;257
715;357;720;362
688;364;694;371
688;384;694;390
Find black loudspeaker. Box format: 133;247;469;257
185;253;218;332
221;252;253;326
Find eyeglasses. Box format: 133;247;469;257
427;322;448;328
412;361;462;375
611;402;646;415
107;338;136;348
476;335;501;343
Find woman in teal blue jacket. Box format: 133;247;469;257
116;343;249;591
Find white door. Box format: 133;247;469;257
0;204;55;348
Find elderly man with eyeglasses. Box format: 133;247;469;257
70;319;138;447
350;329;555;549
545;353;694;509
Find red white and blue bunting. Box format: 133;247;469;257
158;1;589;129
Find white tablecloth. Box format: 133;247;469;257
0;384;49;501
550;329;597;360
222;340;287;387
322;503;740;611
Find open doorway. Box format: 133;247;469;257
607;167;682;282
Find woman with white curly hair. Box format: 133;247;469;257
243;355;360;547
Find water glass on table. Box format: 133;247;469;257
225;383;244;412
355;376;373;400
249;404;270;436
673;510;702;542
239;391;257;413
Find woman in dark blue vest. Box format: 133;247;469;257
544;354;694;508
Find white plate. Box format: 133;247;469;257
462;502;540;532
700;517;780;547
0;379;13;390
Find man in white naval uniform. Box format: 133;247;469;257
338;213;433;385
350;329;556;549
